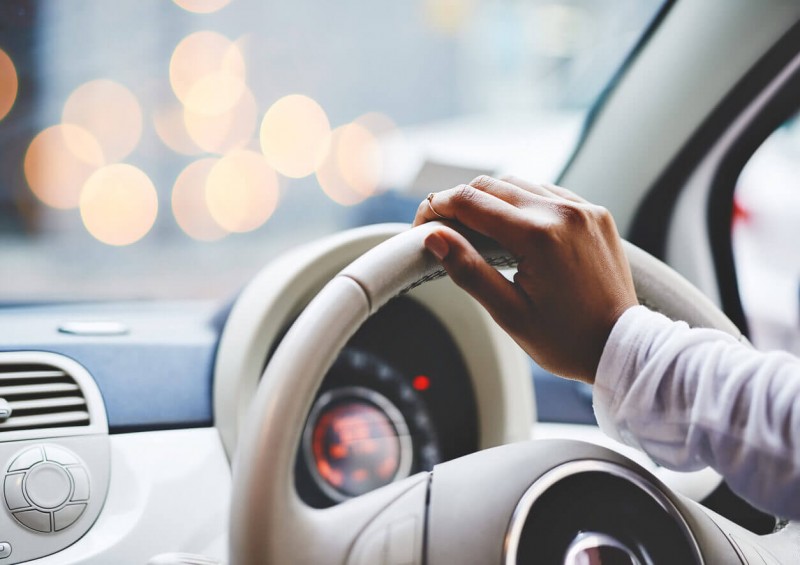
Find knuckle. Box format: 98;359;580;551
558;203;586;226
594;204;612;221
587;204;613;226
452;183;477;208
469;175;494;190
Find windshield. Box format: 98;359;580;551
0;0;663;301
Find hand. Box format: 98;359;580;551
413;176;638;383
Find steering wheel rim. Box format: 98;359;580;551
228;222;745;564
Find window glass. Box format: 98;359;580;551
733;113;800;354
0;0;664;300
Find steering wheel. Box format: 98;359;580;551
228;223;746;564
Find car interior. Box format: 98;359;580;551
1;0;800;563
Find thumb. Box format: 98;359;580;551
424;227;530;335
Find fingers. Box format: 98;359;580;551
424;227;531;335
412;175;590;255
413;184;530;253
498;175;587;204
468;175;544;207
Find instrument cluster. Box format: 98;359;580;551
294;296;479;507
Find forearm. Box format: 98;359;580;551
594;306;800;519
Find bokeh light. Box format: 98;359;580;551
80;164;158;246
205;149;279;232
316;123;382;206
172;0;232;14
423;0;474;35
0;49;18;121
184;86;257;154
336;123;382;198
172;158;229;241
259;94;331;178
355;112;402;190
184;71;246;117
154;104;203;156
24;125;105;209
62;79;143;163
169;31;246;115
355;112;397;137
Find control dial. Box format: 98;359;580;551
3;445;90;533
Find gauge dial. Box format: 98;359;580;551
303;386;413;501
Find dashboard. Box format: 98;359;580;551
0;223;790;563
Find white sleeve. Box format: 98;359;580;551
593;305;800;520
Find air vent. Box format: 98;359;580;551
0;364;90;431
0;352;107;440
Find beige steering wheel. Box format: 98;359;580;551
228;222;744;564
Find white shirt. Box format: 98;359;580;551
593;305;800;520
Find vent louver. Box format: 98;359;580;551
0;363;91;432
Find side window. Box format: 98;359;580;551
733;113;800;354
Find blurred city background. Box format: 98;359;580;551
0;0;664;300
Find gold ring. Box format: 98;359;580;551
426;192;447;219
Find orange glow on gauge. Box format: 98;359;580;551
0;48;18;121
310;400;401;498
259;94;331;178
204;149;279;232
169;31;246;115
24;125;105;209
172;0;232;13
172;158;229;241
80;164;158;246
62;79;143;162
377;456;396;479
316;459;344;488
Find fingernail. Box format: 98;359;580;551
425;233;449;261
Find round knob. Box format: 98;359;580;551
25;463;71;509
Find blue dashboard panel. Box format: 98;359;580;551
0;301;220;432
532;361;597;425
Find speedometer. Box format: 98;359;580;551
303;387;413;501
296;347;443;506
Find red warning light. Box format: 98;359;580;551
412;375;430;391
